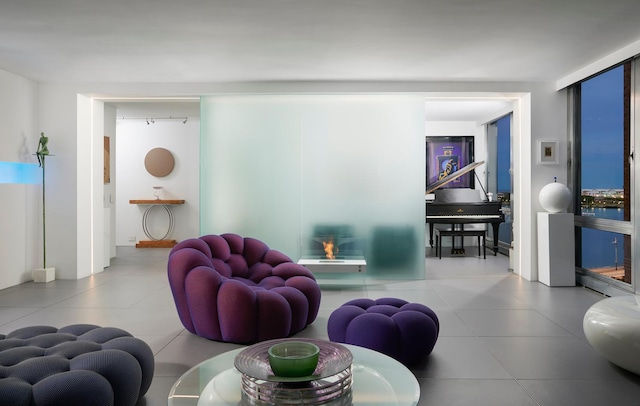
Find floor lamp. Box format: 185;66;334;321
34;132;55;282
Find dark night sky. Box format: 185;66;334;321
496;115;511;192
494;65;623;193
580;65;624;189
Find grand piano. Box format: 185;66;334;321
426;161;505;255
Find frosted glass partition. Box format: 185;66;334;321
201;95;425;279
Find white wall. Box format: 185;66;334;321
104;105;117;259
0;69;39;290
115;119;200;246
15;80;560;283
35;84;80;280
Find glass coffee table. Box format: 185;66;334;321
168;342;420;405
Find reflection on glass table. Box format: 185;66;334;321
168;342;419;406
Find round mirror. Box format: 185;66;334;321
144;148;175;177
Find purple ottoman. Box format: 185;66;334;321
327;298;439;365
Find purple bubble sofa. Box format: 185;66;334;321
327;297;439;365
168;234;322;343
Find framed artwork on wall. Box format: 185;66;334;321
104;136;110;184
426;136;474;191
537;140;559;165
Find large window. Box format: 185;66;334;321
495;115;512;246
486;114;512;254
573;62;632;287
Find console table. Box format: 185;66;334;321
129;199;185;248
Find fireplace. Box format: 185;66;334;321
297;224;367;273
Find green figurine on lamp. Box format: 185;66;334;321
34;132;55;282
36;132;49;166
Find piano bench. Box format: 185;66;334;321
435;228;486;259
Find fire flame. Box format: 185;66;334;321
322;239;337;260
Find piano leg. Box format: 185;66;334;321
491;223;500;255
429;223;434;247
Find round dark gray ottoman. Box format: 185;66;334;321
0;324;154;406
327;297;439;365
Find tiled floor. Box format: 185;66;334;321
2;246;640;405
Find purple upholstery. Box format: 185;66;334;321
168;234;322;343
327;298;439;365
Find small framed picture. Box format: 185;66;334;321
538;140;559;165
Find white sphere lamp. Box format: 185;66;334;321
539;177;571;213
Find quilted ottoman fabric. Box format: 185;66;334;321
168;233;322;343
328;297;439;365
0;324;154;406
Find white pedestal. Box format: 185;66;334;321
537;212;575;286
33;267;55;283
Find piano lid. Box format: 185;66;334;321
426;161;485;194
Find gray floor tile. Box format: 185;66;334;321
426;255;510;278
20;274;115;290
455;308;573;337
520;378;640;406
418;379;538;406
0;307;41;327
366;279;436;291
137;375;180;406
490;274;549;291
425;276;509;292
0;287;82;307
99;273;170;290
431;309;474;337
437;289;529;309
133;333;182;355
534;306;592;341
153;334;243;377
508;286;605;311
411;336;513;379
131;287;179;309
481;336;628;380
293;311;330;340
51;288;157;308
319;289;368;309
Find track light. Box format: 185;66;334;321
120;116;189;124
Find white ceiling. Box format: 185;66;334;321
2;0;640;84
424;99;511;122
4;0;639;120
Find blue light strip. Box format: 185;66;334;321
0;161;41;184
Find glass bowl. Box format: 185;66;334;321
234;338;353;383
267;341;320;377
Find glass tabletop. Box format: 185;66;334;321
168;342;420;406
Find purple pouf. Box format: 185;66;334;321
327;298;439;365
0;324;154;406
168;234;322;343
